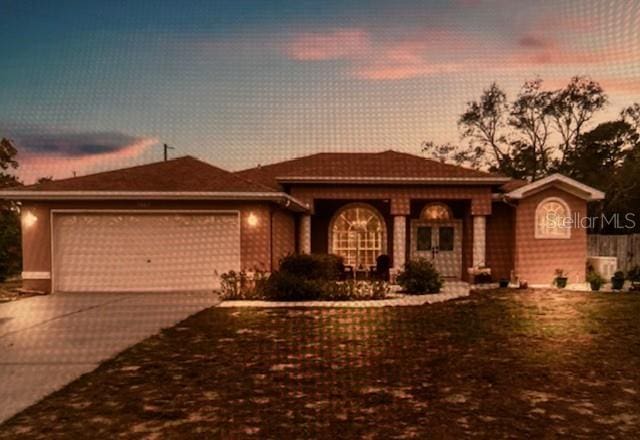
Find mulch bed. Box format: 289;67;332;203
1;289;639;438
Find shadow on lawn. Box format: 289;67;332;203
1;290;639;438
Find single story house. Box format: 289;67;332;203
0;150;604;293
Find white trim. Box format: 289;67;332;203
0;191;309;212
22;271;51;280
534;197;572;240
50;209;241;294
276;176;510;184
505;173;605;201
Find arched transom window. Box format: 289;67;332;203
330;204;386;268
535;197;571;239
420;203;452;220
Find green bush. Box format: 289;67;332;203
396;258;443;294
279;253;343;280
0;210;21;282
263;271;324;301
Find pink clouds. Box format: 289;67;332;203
282;28;475;80
283;29;371;61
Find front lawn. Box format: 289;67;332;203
1;289;639;438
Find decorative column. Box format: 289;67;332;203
392;215;407;272
472;215;487;268
299;214;311;254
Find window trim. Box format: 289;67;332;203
534;196;572;240
328;203;387;268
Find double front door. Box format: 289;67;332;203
410;220;462;278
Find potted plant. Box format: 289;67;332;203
611;271;625;291
628;266;640;292
498;278;509;288
553;269;568;289
587;270;605;291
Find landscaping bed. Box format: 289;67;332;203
1;289;639;438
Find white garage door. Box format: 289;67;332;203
52;212;240;293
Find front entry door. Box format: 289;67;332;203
410;220;462;278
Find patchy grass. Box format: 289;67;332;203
1;289;639;438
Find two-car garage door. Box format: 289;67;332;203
52;212;240;293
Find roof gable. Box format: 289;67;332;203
236;150;509;189
505;173;605;201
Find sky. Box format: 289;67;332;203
1;0;639;183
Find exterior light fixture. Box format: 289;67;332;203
247;213;258;227
23;211;38;228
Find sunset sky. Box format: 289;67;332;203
2;0;639;183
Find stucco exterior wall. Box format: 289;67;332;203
271;208;296;269
20;200;280;292
514;188;588;285
486;202;515;281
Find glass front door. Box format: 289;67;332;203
411;221;462;278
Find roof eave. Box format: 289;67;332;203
276;176;511;185
0;191;310;212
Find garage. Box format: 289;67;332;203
51;211;240;293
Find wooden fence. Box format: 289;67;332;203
588;234;640;272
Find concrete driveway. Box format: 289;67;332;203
0;292;219;423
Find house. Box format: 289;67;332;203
0;151;604;293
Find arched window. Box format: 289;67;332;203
420;203;452;220
330;204;386;268
535;197;571;239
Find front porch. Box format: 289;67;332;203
295;192;491;283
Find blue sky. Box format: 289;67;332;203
1;0;639;182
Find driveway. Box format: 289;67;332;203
0;292;219;422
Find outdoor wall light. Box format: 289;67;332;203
247;213;259;227
23;211;38;228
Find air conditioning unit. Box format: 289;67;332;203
587;256;618;280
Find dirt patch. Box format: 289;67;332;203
1;289;639;438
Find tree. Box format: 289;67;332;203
548;76;607;167
0;138;21;281
508;78;554;180
621;103;640;132
458;82;511;171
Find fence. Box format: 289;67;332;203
588;234;640;273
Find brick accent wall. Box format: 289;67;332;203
514;188;588;285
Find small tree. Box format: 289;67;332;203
0;138;21;281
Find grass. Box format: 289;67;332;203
1;289;639;438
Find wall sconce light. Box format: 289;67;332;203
247;213;258;227
22;211;38;228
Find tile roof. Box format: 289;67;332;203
17;156;276;193
236;150;507;190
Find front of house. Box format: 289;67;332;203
1;150;604;293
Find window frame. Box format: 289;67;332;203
534;196;572;240
328;203;387;268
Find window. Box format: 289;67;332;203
535;197;571;239
416;226;432;251
330;204;386;268
421;203;452;220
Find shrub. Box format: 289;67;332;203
0;210;21;282
396;259;443;294
263;271;324;301
279;253;343;281
613;270;625;279
321;280;390;300
587;270;605;291
220;270;267;300
627;266;640;282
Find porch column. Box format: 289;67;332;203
392;215;407;271
472;215;487;267
299;214;311;254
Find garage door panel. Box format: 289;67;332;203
53;213;240;292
